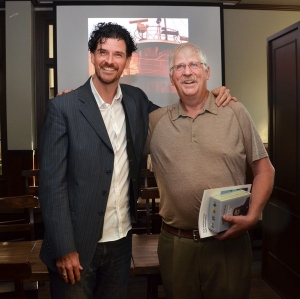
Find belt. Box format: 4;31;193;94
162;222;200;241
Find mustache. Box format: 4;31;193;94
180;76;197;83
102;62;117;69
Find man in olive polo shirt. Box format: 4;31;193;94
145;43;275;299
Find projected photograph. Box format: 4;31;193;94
56;5;222;106
88;18;189;98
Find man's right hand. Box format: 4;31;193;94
56;251;83;284
211;86;237;107
56;89;74;97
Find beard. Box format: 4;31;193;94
94;63;123;85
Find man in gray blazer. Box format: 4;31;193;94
39;22;232;299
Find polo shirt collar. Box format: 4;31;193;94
171;92;218;120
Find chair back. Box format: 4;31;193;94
140;168;157;188
0;261;33;299
0;196;39;298
0;195;39;242
139;187;161;235
137;169;161;235
21;169;39;196
0;262;31;280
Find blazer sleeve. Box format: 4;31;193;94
39;98;77;259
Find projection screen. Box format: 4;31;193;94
56;3;223;106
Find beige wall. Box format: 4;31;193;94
224;9;300;143
4;4;300;148
5;1;35;150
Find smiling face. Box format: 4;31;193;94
170;47;210;102
90;38;131;87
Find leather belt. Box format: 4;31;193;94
162;222;200;241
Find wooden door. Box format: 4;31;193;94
265;21;300;298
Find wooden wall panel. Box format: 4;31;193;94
265;21;300;298
0;10;6;196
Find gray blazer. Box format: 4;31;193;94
39;78;158;272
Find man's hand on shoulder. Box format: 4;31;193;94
211;86;237;107
56;88;75;97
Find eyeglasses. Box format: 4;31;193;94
170;62;206;73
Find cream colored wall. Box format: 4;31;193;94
224;9;300;143
5;1;35;150
4;5;300;148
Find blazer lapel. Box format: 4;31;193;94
122;93;137;143
78;81;113;151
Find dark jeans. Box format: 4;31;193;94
49;231;132;299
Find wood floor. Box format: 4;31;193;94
36;249;282;299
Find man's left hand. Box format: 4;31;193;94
213;214;256;241
211;86;237;107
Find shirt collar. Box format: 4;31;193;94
170;92;218;120
90;76;123;108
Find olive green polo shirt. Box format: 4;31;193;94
146;92;268;230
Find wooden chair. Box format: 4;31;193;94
131;234;165;299
140;168;157;189
139;187;161;235
137;169;161;235
0;195;39;242
133;169;165;298
22;169;45;240
0;195;39;299
21;169;39;197
0;262;32;299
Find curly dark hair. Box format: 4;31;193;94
88;22;137;57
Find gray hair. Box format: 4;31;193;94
169;43;208;75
